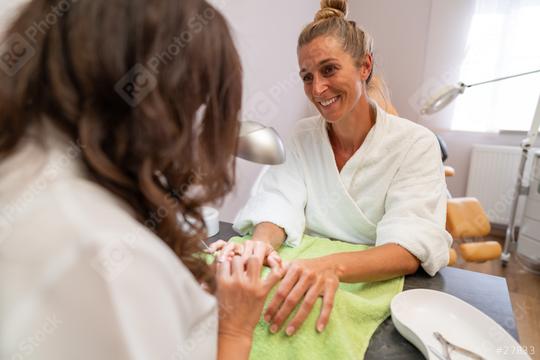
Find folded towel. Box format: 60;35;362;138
230;234;404;360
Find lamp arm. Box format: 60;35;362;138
467;69;540;88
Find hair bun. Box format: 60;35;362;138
315;0;347;21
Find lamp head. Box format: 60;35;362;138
421;82;467;115
237;121;285;165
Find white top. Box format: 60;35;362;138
0;122;217;360
234;104;452;276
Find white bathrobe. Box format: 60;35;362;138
234;104;452;276
0;122;217;360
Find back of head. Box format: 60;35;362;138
0;0;242;287
298;0;374;82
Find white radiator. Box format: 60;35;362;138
466;145;538;226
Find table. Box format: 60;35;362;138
209;222;519;359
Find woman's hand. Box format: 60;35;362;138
208;239;282;269
263;258;340;336
216;241;285;343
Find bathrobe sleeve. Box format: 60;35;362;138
375;130;452;276
233;140;307;247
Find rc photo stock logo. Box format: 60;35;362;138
114;63;158;107
0;33;36;76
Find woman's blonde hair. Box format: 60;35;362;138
298;0;374;83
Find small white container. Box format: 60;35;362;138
202;206;220;238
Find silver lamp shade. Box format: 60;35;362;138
237;121;285;165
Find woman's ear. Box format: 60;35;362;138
359;53;373;81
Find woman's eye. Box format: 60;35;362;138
322;65;336;76
302;74;313;83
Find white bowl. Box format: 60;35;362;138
391;289;531;360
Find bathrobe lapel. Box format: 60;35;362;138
303;117;379;244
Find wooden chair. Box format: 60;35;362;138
444;178;502;264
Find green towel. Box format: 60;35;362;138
230;234;404;360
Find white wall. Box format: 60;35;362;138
348;0;432;121
212;0;318;221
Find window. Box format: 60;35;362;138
451;0;540;132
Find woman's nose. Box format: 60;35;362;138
311;74;328;97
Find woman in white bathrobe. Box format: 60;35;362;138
232;0;452;337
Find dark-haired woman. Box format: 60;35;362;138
0;0;281;359
233;0;452;336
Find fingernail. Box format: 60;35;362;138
317;323;324;333
264;314;271;323
286;326;295;336
270;324;278;333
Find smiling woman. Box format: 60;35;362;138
233;0;452;339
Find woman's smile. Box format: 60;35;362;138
318;94;341;110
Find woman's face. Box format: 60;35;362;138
298;36;372;124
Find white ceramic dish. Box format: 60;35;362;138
391;289;531;360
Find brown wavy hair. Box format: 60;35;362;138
0;0;242;289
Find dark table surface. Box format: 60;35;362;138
208;222;519;359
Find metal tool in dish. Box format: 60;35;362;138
433;332;485;360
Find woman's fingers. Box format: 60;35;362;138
252;241;267;260
218;242;237;262
283;283;321;336
246;254;264;281
266;253;281;270
216;252;232;278
231;255;245;280
267;250;282;267
263;263;285;293
206;239;227;253
216;242;238;278
268;272;312;333
240;240;255;262
316;279;339;333
263;266;300;323
217;239;285;289
240;241;266;279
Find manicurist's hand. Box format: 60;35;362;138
216;241;285;360
264;258;340;336
208;239;282;269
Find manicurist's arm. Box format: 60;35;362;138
215;242;284;360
